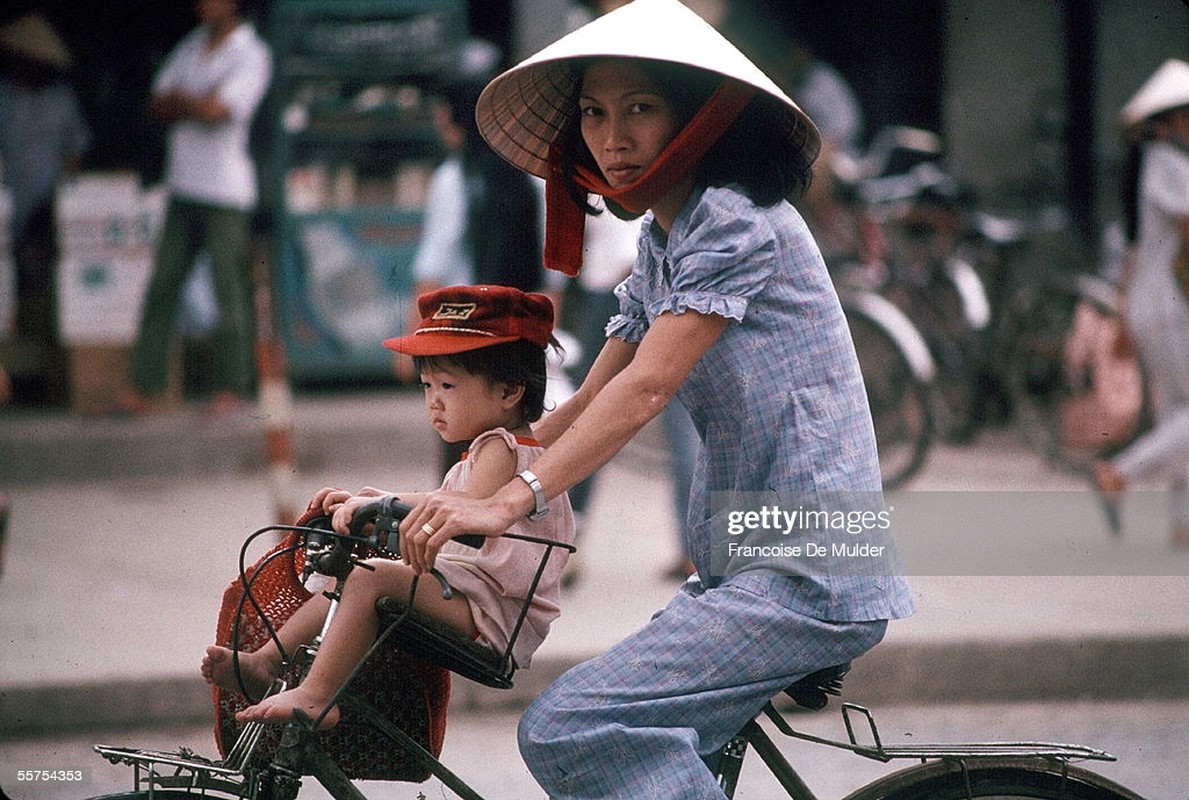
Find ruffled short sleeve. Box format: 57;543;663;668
659;188;778;321
604;272;650;342
604;187;780;340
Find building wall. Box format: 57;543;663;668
944;0;1188;217
942;1;1067;203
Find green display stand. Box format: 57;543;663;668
267;0;465;382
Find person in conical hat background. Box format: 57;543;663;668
0;10;91;404
1094;59;1189;547
391;2;914;796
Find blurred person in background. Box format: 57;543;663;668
737;20;864;261
1095;59;1189;547
117;0;270;416
0;10;90;404
401;40;553;476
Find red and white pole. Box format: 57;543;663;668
252;241;299;525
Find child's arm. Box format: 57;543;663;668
456;436;519;500
329;488;430;535
396;434;518;568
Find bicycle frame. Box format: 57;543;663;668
97;547;494;800
93;515;1138;800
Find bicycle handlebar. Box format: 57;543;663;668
347;496;486;551
301;495;484;591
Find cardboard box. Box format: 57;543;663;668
56;175;165;346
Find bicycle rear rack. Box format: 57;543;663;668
94;679;288;797
93;744;251;797
764;702;1117;764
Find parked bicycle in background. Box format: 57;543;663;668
811;125;1150;479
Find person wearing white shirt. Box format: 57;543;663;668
120;0;271;416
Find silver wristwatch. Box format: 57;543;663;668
517;470;550;520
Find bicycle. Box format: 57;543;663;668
835;264;937;490
996;267;1150;475
88;497;1144;800
835;129;999;446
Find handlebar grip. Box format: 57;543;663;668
347;496;486;550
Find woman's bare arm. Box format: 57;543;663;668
399;310;728;573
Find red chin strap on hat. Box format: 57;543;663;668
544;77;757;277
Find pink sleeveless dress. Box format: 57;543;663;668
434;428;574;668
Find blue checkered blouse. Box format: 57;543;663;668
606;184;914;622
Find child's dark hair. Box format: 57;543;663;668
558;58;815;217
413;338;557;424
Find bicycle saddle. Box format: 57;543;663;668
783;662;850;710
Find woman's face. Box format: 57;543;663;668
578;59;680;189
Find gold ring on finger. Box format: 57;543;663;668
419;523;436;538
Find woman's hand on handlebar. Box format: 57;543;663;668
399;490;517;574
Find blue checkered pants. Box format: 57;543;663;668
518;574;888;799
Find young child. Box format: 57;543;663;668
401;2;914;797
201;284;574;728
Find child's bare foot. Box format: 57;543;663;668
235;685;340;729
201;645;279;698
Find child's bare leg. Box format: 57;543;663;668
204;593;332;697
237;560;475;728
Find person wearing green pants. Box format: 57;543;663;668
119;0;270;415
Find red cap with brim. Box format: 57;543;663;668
384;284;554;356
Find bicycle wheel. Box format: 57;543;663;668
843;756;1143;800
999;273;1148;472
844;294;935;489
895;257;990;444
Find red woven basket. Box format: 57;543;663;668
212;507;450;782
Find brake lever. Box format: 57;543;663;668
373;496;410;554
371;497;467;599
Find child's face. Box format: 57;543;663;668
579;59;680;189
419;364;520;443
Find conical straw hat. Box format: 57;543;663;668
0;11;73;68
1120;58;1189;129
475;0;819;180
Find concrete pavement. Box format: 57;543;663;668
1;388;1188;738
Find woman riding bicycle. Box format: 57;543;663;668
395;1;914;797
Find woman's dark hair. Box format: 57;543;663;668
557;58;815;217
412;338;554;423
